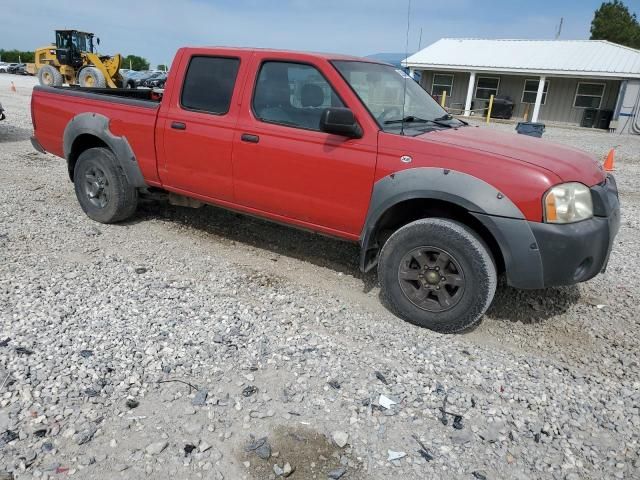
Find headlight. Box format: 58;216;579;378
544;182;593;224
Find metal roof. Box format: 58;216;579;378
403;39;640;79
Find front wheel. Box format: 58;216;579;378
78;67;107;88
378;218;497;333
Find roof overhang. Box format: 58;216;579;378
403;62;640;80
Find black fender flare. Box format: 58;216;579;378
63;112;146;188
360;167;545;289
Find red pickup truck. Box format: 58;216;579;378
31;47;620;333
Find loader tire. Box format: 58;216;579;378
78;67;106;88
38;65;63;87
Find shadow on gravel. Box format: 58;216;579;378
0;124;32;144
487;278;581;324
131;200;582;323
133;199;380;292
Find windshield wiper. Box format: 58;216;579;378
385;116;453;128
384;115;429;125
434;113;469;126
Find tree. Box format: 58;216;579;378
590;0;640;49
121;54;150;71
157;64;168;72
0;50;35;63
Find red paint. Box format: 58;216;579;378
32;47;607;238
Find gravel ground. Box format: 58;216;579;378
0;74;639;480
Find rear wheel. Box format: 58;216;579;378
78;67;106;88
73;147;138;223
378;218;497;333
37;65;63;87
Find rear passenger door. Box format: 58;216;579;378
158;52;246;201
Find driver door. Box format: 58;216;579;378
232;55;379;236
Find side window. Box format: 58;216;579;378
475;77;500;100
181;56;240;115
253;61;345;131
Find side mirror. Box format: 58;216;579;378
320;107;362;138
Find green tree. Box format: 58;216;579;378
0;50;35;63
157;64;168;72
590;0;640;49
121;54;150;71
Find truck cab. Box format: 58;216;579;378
54;30;96;67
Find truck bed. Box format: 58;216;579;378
31;85;162;185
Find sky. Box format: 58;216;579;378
1;0;639;68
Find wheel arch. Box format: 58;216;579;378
63;113;146;188
359;167;544;288
364;196;506;274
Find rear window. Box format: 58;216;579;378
181;56;240;115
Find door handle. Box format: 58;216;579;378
241;133;259;143
171;121;186;130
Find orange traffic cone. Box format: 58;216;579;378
10;82;16;93
603;148;615;172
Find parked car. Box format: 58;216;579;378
8;63;26;74
140;72;167;89
30;47;621;333
13;64;30;75
133;71;164;88
123;71;157;89
0;63;9;73
1;63;18;73
0;101;5;120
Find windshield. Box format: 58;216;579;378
332;60;464;134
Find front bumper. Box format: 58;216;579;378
529;175;620;287
474;174;620;289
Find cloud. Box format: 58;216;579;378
0;0;601;68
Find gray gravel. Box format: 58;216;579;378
1;74;639;479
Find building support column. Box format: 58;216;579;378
464;72;476;116
409;67;415;79
532;76;546;123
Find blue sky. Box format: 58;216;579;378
2;0;639;67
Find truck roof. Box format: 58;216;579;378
179;46;390;65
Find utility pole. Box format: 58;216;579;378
418;27;423;51
555;17;563;39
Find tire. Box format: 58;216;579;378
73;147;138;223
37;65;63;87
378;218;497;333
78;67;106;88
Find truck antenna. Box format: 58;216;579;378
401;0;411;136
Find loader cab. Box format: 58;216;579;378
55;30;94;67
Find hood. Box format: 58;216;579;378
416;126;606;186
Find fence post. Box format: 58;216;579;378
440;90;447;108
486;95;494;124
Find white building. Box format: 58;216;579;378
403;38;640;134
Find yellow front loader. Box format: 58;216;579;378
35;30;123;88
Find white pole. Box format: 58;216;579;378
532;76;546;123
464;72;476;117
409;67;415;79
